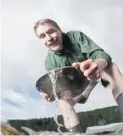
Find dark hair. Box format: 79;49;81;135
33;18;61;36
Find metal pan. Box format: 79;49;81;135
36;66;90;98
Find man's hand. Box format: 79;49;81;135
72;59;101;81
40;92;55;102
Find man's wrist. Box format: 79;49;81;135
94;58;108;72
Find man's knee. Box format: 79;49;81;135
101;62;123;99
100;63;115;87
104;63;116;74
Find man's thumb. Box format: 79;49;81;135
72;62;81;68
80;59;92;71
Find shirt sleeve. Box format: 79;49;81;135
77;31;112;64
44;56;55;72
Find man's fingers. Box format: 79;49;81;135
80;59;93;71
40;92;55;102
40;92;44;97
87;70;101;81
72;62;81;68
96;72;101;80
48;98;51;101
84;64;98;77
73;59;101;81
40;92;48;99
72;59;93;71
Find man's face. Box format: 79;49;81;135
36;23;63;51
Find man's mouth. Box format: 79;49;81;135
48;39;58;46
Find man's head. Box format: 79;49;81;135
34;19;63;52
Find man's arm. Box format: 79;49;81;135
77;31;112;70
94;58;108;73
72;31;112;81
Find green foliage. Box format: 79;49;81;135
8;106;122;134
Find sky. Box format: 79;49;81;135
1;0;123;121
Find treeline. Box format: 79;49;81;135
8;106;122;134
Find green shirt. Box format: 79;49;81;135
45;31;112;71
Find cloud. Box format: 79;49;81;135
75;84;117;112
1;90;56;119
2;0;49;11
2;89;26;103
2;0;123;120
3;98;23;109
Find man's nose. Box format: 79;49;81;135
46;34;53;41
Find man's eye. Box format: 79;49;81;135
39;34;45;39
47;29;55;34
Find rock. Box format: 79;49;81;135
85;122;123;135
1;122;22;135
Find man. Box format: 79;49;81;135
34;18;123;133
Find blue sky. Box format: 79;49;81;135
1;0;123;121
